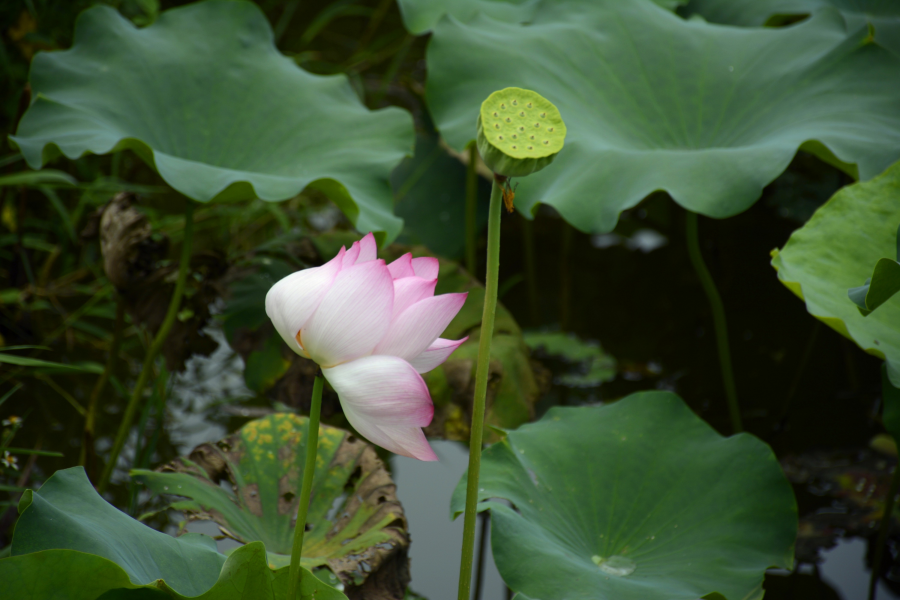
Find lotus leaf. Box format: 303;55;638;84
10;1;414;243
424;0;900;233
523;331;616;387
397;0;687;34
684;0;900;57
450;391;797;600
2;467;344;599
132;413;409;591
771;161;900;386
392;133;490;259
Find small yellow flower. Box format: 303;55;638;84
1;451;18;471
2;415;23;427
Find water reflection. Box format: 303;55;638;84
393;441;506;600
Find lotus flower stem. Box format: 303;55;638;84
458;178;503;600
98;200;194;493
466;140;479;277
685;211;742;433
288;374;325;600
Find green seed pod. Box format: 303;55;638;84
476;87;566;178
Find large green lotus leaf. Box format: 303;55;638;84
425;0;900;233
0;544;345;600
771;161;900;387
132;413;408;588
684;0;900;57
450;392;797;600
392;133;490;259
397;0;686;34
11;467;224;596
10;1;414;243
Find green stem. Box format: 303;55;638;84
81;295;125;477
457;178;503;600
98;200;195;493
685;211;742;433
288;374;324;600
465;141;479;277
869;459;900;600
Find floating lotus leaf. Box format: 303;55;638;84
450;392;797;600
132;413;409;592
1;467;345;600
10;1;414;243
424;0;900;233
523;331;617;388
772;161;900;387
684;0;900;57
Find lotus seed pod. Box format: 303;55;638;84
476;87;566;178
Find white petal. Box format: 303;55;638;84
265;248;345;356
301;260;394;367
374;293;467;361
391;276;436;319
323;356;437;461
408;337;468;373
411;257;439;279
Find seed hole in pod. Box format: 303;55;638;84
541;112;546;118
493;112;499;117
543;140;549;144
548;127;554;132
527;103;533;108
494;123;501;129
506;117;512;123
530;135;535;140
519;111;525;117
500;103;506;109
528;145;533;150
534;123;541;128
513;99;518;105
518;126;525;132
512;145;518;149
498;135;504;140
512;134;518;139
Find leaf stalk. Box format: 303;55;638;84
685;210;742;433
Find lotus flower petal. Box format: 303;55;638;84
357;232;378;263
265;247;345;357
388;253;415;280
323;355;437;461
342;241;361;268
411;257;439;280
408;337;469;374
302;260;394;367
375;293;467;361
391;276;437;319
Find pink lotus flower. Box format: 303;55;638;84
265;233;468;461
